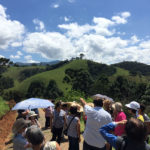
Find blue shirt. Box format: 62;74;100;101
13;134;27;150
99;122;117;148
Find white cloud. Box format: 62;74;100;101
0;55;4;58
130;35;140;44
0;4;25;49
24;55;39;63
51;4;59;8
23;32;75;60
64;17;69;22
112;12;131;24
10;51;23;59
33;19;45;31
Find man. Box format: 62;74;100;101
80;98;112;150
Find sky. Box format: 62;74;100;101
0;0;150;64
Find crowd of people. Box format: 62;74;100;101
12;97;150;150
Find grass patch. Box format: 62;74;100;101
0;97;10;118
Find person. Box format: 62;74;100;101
112;102;126;136
66;106;81;150
103;100;113;115
27;111;41;128
100;118;150;150
16;109;29;120
139;104;150;121
12;118;31;150
26;126;61;150
44;106;53;129
125;101;144;122
80;97;112;150
50;101;66;144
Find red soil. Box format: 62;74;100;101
0;100;17;150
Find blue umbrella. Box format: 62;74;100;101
12;98;54;110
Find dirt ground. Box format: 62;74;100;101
4;109;83;150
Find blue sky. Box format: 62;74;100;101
0;0;150;64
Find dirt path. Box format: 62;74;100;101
5;109;83;150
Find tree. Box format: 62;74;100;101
44;80;63;99
141;83;150;104
26;81;45;97
79;53;84;59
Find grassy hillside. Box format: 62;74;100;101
11;60;88;95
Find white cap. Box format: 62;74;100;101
125;101;140;111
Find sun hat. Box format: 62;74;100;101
125;101;140;111
12;118;31;135
28;111;38;117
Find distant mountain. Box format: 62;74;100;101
113;61;150;76
14;60;60;66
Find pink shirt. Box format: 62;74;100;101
114;111;126;136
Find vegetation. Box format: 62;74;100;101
114;61;150;76
0;97;9;118
0;57;150;109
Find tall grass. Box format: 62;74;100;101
0;97;9;118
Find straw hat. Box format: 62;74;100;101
66;102;83;112
12;118;31;135
28;111;38;117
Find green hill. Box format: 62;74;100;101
10;60;88;94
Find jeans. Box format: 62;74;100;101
68;136;79;150
51;126;63;144
83;141;106;150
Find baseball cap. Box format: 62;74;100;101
125;101;140;111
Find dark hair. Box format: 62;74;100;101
140;104;146;112
130;109;136;114
125;118;147;142
26;127;44;145
93;99;103;107
62;104;68;108
55;101;61;109
70;106;77;115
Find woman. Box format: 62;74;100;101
50;101;66;144
12;118;31;150
112;102;126;136
100;118;150;150
27;111;41;128
26;126;61;150
66;106;80;150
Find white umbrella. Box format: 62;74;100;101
12;98;54;110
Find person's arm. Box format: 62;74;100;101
56;142;61;150
63;114;67;129
99;122;117;148
77;119;81;142
50;113;53;130
99;120;127;148
80;98;87;106
35;119;41;129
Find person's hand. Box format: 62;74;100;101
80;98;86;106
78;137;81;142
116;120;127;125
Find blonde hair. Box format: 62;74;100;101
112;102;123;112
